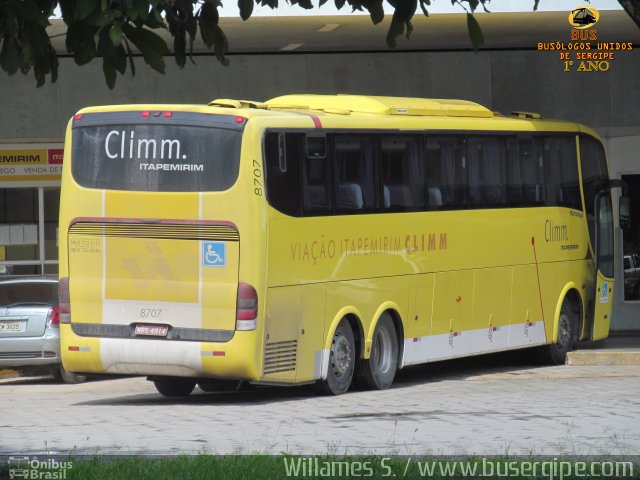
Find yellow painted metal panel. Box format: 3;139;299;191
432;271;474;333
473;267;513;331
60;324;104;373
296;284;328;382
105;237;198;303
592;272;613;340
511;265;544;327
407;274;435;341
262;286;302;382
68;235;104;324
201;241;239;331
105;191;198;220
200;332;262;381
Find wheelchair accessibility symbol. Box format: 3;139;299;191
203;241;226;267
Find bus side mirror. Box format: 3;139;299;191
619;196;631;230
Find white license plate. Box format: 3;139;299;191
134;324;169;337
0;321;23;332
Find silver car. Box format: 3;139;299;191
0;276;85;383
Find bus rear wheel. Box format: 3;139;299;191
542;298;578;365
356;313;398;390
153;377;196;397
314;319;355;396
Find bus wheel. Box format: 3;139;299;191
356;313;398;390
543;299;578;365
153;377;196;397
314;319;355;395
53;364;87;384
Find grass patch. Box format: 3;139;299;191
1;455;638;480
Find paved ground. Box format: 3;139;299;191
1;353;639;457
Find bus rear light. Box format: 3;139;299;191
46;306;60;328
235;116;246;124
141;111;172;118
58;277;71;324
236;283;257;331
68;346;79;351
74;114;84;121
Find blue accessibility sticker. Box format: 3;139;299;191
203;241;226;267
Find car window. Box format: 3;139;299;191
0;283;57;307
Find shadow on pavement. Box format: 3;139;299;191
70;349;545;407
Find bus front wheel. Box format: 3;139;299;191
315;319;355;395
356;313;398;390
153;377;196;397
542;298;578;365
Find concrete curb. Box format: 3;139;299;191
567;350;640;366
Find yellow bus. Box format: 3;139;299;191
59;95;620;396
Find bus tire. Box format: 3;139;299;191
542;298;578;365
314;319;355;396
355;313;398;390
53;364;87;384
153;377;196;397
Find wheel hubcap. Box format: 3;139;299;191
374;327;392;374
558;312;571;347
331;332;352;377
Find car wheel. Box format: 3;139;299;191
314;319;355;396
355;313;399;390
53;364;87;384
153;377;196;397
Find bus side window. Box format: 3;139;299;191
380;136;425;212
467;136;507;209
264;131;302;217
508;137;545;207
334;135;379;214
426;136;467;210
544;136;581;210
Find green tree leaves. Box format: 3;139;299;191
0;0;230;88
0;0;57;86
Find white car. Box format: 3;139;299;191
0;276;85;383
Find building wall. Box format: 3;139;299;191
1;48;638;329
3;49;638;140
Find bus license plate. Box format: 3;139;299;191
134;324;169;337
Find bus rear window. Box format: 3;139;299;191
72;123;241;192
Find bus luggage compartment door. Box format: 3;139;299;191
67;221;240;334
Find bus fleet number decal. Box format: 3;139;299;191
253;159;263;196
139;308;162;319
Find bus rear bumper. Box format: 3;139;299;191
60;324;261;380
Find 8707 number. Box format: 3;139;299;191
253;159;263;196
139;308;162;319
